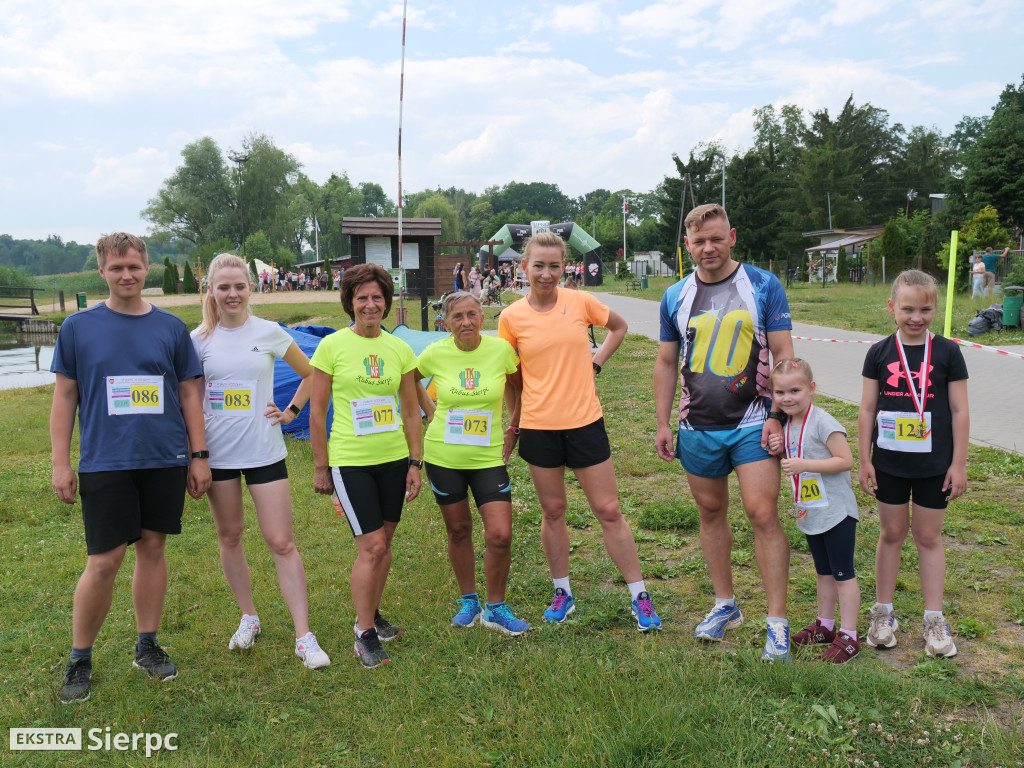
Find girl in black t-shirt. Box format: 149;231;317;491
858;270;969;658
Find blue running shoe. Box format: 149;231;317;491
631;591;663;632
543;588;575;623
452;597;482;628
694;602;743;641
482;603;530;636
760;619;793;662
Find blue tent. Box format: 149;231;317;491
275;323;450;439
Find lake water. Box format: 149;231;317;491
0;337;57;390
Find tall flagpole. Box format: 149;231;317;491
396;0;408;323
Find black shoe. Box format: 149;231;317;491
132;642;178;681
60;658;92;704
374;610;404;642
353;628;390;669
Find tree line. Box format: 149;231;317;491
2;77;1019;284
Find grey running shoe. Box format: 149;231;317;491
374;610;404;642
60;658;91;704
866;605;898;648
353;628;390;669
923;616;957;657
132;642;178;681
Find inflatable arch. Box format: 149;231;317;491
477;221;604;286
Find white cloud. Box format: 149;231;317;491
615;46;652;59
534;2;611;35
498;39;551;54
369;2;432;30
83;147;173;197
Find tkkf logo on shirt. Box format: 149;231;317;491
458;368;481;389
363;355;385;378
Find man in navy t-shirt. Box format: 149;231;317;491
654;204;795;662
50;233;211;703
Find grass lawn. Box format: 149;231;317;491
1;309;1022;765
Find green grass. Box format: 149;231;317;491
1;325;1022;766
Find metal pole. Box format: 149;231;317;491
622;195;628;269
229;154;249;257
826;191;833;230
395;0;408;323
721;155;725;208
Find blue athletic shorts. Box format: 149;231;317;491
676;424;773;478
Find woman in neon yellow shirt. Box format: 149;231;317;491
310;264;422;669
416;292;528;635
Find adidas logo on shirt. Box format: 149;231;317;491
251;346;260;352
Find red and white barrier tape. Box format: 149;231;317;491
949;338;1024;360
793;335;1024;360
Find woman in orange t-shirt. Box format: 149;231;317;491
497;232;662;632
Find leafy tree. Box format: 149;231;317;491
938;205;1011;288
415;195;461;250
467;200;495;241
142;137;233;246
358;182;396;218
962;76;1024;235
243;231;275;268
182;260;197;294
231;132;303;253
879;219;909;273
488;181;574;222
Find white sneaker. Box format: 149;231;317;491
923;616;957;657
228;615;261;650
866;605;898;649
295;632;331;669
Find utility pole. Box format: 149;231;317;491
229;154;250;257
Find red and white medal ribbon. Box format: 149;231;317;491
894;332;932;434
784;404;813;506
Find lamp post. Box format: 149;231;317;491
229;154;250;257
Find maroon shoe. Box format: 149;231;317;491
821;632;860;663
792;619;836;646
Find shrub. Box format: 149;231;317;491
182;261;197;294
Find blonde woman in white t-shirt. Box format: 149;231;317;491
191;253;330;669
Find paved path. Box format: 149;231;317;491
595;291;1024;456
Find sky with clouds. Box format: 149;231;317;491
1;0;1020;245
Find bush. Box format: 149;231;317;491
0;265;35;288
182;261;197;294
162;257;177;294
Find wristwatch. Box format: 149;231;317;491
287;403;301;416
766;411;787;424
592;361;602;375
507;425;520;436
409;458;423;469
191;450;210;459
